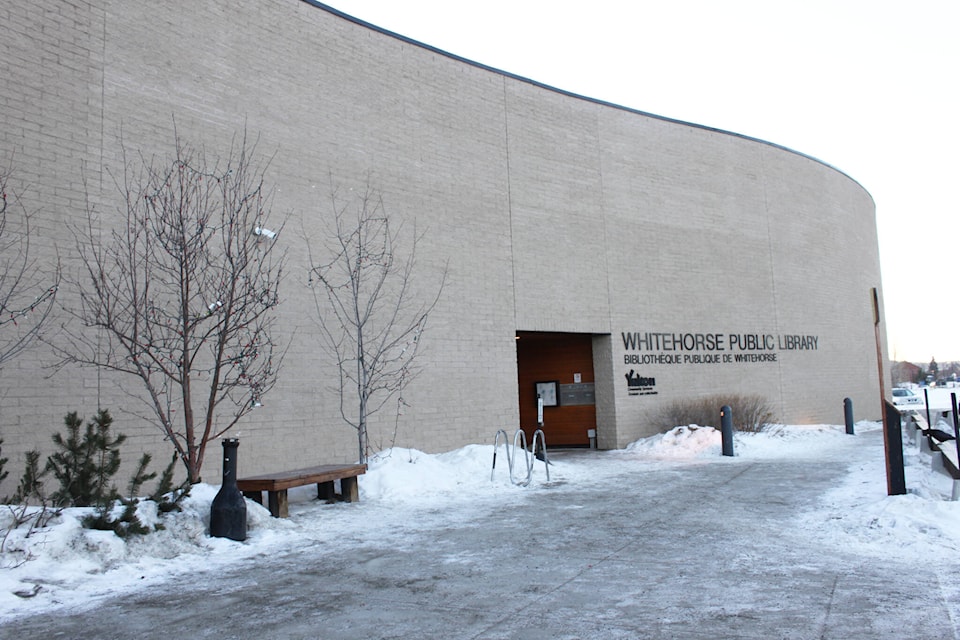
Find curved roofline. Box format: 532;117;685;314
303;0;870;199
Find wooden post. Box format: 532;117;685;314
341;476;360;502
268;490;289;518
317;480;336;502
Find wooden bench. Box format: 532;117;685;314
237;463;367;518
905;412;927;449
931;439;960;501
903;412;960;500
929;428;960;501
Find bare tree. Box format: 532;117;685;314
309;184;445;464
0;167;60;368
59;132;284;483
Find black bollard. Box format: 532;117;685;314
721;405;734;457
844;397;855;435
210;438;247;541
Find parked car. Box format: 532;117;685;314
892;387;923;408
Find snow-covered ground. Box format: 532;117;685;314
904;386;960;412
2;419;960;623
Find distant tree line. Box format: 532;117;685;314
891;357;960;387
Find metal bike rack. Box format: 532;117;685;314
491;428;550;486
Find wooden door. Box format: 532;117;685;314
516;332;596;446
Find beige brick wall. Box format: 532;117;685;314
0;0;883;492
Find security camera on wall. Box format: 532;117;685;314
253;226;277;239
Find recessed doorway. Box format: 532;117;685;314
516;331;597;447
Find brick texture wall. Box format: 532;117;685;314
0;0;883;491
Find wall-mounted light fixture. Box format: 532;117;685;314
253;226;277;239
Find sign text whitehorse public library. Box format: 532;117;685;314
622;331;819;395
622;331;819;366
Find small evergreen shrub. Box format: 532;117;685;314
2;410;191;543
6;450;61;539
84;452;190;537
83;452;155;537
150;453;190;515
13;451;45;505
46;410;124;508
72;427;189;537
649;393;777;433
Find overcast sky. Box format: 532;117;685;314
326;1;959;363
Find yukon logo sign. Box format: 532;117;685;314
625;370;657;396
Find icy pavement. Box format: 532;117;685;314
4;424;960;638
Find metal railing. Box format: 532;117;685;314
491;428;550;486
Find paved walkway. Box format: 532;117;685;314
4;430;958;639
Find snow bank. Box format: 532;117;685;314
622;424;722;458
3;421;960;620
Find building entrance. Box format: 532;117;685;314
515;331;597;447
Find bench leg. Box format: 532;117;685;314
243;491;263;506
341;476;360;502
933;453;946;475
267;489;289;518
317;480;336;502
952;479;960;502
